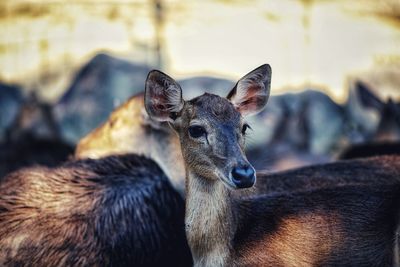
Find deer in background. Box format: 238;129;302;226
0;93;74;178
145;65;400;266
339;92;400;159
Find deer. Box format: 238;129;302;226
0;154;192;266
338;97;400;160
144;65;400;267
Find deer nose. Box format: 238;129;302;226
231;165;255;188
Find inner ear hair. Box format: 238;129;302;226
144;70;184;122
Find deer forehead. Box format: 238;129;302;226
185;93;241;125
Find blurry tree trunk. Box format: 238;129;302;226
153;0;164;69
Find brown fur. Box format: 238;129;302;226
0;154;192;266
232;184;400;267
236;211;342;267
249;154;400;195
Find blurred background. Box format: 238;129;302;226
1;0;399;176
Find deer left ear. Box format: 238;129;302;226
227;64;271;116
145;70;184;122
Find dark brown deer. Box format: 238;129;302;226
145;65;400;266
0;154;192;266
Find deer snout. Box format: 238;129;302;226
230;165;256;188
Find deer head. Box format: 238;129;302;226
145;64;271;189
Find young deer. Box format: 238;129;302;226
145;65;400;267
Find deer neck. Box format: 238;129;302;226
185;171;237;267
149;132;185;194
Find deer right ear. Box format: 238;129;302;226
227;64;271;117
145;70;184;122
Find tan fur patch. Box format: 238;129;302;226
238;211;343;267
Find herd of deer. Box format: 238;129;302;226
0;64;399;266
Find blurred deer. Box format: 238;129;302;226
0;92;73;178
145;65;400;267
338;82;400;160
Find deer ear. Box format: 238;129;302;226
227;64;271;116
145;70;184;122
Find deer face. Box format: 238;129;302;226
145;64;271;189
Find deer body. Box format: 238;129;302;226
186;173;399;267
253;154;400;194
145;65;400;266
0;154;192;266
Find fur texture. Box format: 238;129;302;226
249;155;400;194
233;184;400;267
0;154;192;267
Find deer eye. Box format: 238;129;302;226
188;125;207;138
242;124;251;135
